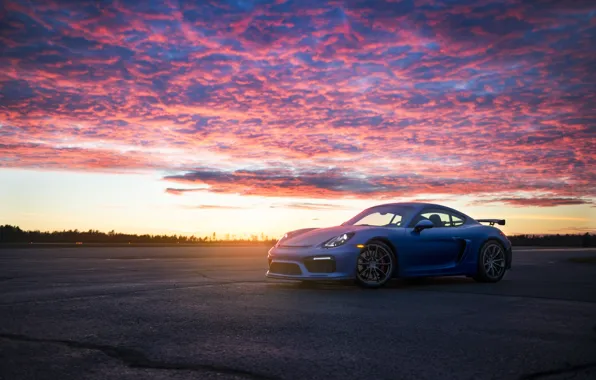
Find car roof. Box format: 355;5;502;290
371;202;444;208
369;202;474;219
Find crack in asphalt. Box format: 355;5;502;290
0;333;280;380
0;280;267;307
519;361;596;379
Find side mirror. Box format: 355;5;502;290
414;219;434;233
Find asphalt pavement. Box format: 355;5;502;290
1;246;595;380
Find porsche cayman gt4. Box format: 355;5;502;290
266;203;512;288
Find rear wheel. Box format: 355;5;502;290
355;240;395;288
473;240;507;283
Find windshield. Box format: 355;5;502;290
342;205;415;227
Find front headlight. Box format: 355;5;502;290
323;233;355;248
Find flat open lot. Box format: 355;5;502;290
1;247;595;380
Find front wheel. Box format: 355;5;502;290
473;240;507;283
355;240;396;288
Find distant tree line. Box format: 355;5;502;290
0;225;593;247
0;225;278;246
508;233;593;247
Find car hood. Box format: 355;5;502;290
280;225;370;247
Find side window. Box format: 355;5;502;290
412;209;466;228
420;210;451;227
450;214;464;227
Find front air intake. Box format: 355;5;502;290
269;262;302;275
304;257;336;273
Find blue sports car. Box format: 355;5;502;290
266;202;512;288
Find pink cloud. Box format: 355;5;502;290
165;188;206;196
473;197;593;208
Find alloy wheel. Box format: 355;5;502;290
482;243;506;280
356;243;393;286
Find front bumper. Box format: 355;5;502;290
266;244;360;281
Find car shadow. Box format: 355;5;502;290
267;276;475;291
393;276;475;289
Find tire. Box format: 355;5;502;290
355;240;396;288
473;240;507;283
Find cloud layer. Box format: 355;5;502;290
1;0;594;205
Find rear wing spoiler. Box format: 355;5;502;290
477;219;506;226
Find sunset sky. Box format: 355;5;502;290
1;0;594;238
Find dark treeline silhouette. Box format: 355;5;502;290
0;225;593;247
509;233;593;247
0;225;277;246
